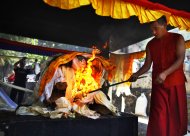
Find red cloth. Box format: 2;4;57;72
147;32;188;136
8;73;15;82
148;32;186;87
147;84;187;136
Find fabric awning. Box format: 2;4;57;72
43;0;190;31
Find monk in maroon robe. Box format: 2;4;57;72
129;15;187;136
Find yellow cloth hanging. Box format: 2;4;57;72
43;0;190;31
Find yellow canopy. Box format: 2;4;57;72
43;0;190;31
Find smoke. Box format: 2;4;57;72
97;17;151;52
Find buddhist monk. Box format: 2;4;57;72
129;15;187;136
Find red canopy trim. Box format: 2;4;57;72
0;38;72;56
123;0;190;19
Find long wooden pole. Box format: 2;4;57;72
89;76;147;93
0;80;33;93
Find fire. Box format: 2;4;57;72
72;52;99;99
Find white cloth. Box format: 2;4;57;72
16;97;74;119
135;93;148;116
40;68;64;101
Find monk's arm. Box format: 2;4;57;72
160;35;185;80
129;46;152;81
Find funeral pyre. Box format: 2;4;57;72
16;50;118;119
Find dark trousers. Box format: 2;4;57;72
10;88;25;105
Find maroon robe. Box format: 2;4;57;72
147;32;188;136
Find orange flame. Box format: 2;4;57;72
72;51;99;99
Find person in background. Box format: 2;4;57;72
10;57;33;106
129;15;187;136
34;59;41;81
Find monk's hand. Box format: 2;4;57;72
155;72;166;84
128;73;139;82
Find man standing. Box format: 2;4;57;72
10;57;32;106
129;16;187;136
